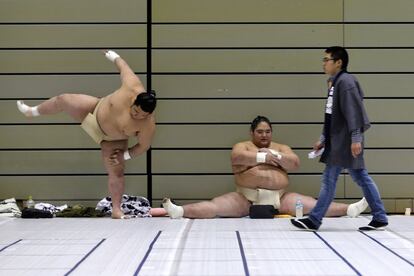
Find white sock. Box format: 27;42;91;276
17;100;40;117
162;198;184;219
347;197;368;218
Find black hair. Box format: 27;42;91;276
133;90;157;113
250;116;272;132
325;46;349;71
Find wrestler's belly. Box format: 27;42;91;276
96;98;129;139
235;166;289;190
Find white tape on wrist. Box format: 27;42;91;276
123;150;131;161
256;152;267;163
269;149;282;160
105;50;120;62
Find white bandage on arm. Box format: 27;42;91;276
269;149;282;160
256;152;267;163
105;50;120;62
123;150;131;161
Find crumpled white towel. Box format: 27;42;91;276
35;203;68;214
0;198;21;217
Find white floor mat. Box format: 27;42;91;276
0;216;413;275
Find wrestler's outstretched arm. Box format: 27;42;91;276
103;50;144;90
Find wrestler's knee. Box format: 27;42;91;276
107;166;125;179
205;203;220;218
56;93;70;103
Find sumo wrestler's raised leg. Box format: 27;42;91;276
279;192;367;217
17;93;99;122
101;140;129;219
163;192;251;219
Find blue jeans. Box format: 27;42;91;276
308;165;388;228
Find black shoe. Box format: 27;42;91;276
290;218;318;231
359;220;388;231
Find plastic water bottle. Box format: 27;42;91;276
295;198;303;218
26;196;35;209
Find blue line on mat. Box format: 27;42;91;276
236;231;250;276
65;238;106;276
134;231;162;276
0;239;22;252
314;232;362;276
359;230;414;267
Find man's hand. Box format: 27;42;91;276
351;142;362;158
313;140;324;150
265;153;282;167
108;149;123;166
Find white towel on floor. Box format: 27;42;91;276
0;198;21;217
35;203;68;214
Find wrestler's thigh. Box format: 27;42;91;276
212;192;251;217
60;94;99;122
100;140;128;175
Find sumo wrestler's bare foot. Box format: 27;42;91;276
111;209;125;219
162;198;184;219
17;101;40;117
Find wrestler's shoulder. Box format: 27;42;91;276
270;141;291;150
111;86;142;99
233;141;253;148
138;114;156;130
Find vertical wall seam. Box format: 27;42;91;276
146;0;153;204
